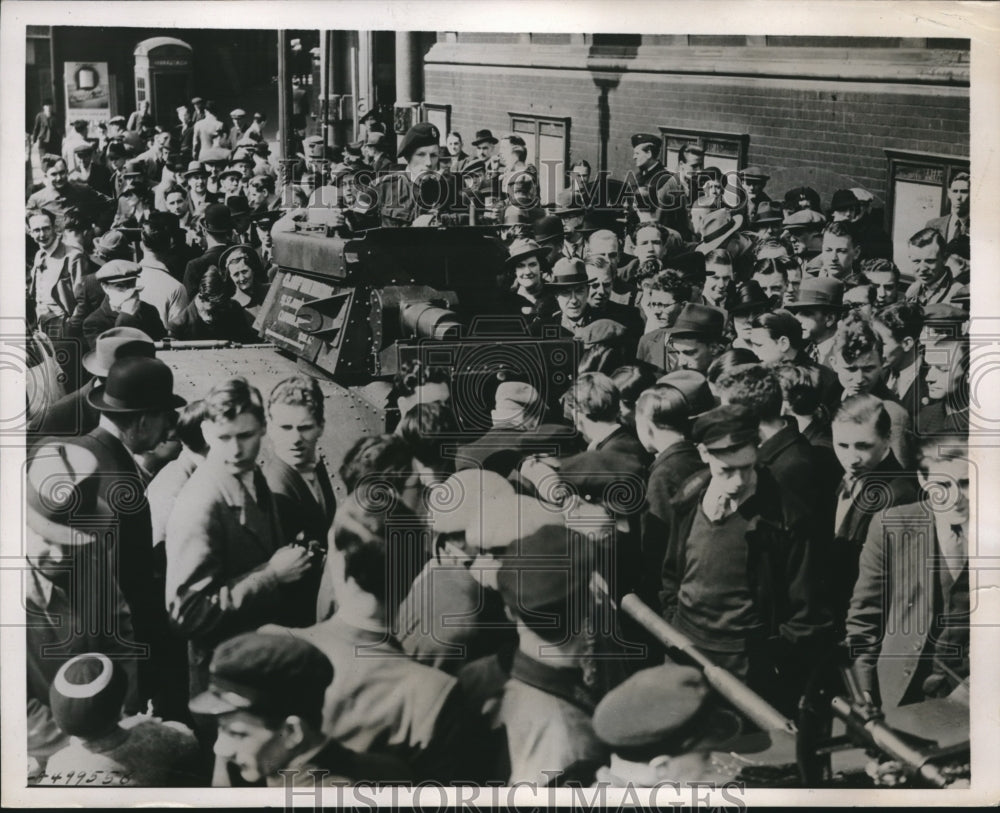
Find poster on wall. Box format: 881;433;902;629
63;61;109;137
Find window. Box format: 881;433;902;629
509;113;570;205
885;150;969;261
419;103;450;145
658;127;749;176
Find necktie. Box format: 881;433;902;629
807;343;819;363
707;492;736;522
35;249;47;270
239;471;257;505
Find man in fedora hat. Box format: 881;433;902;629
786;277;846;368
74;356;187;721
24;440;141;771
726;279;772;350
183;161;218;219
363;130;395;173
552;188;590;260
29;327;155;442
748;201;785;240
217;164;246;205
183;203;234;298
82;260;167;349
471;128;501;177
665;302;727;375
539;257;596;336
696;208;754;279
737;165;771;213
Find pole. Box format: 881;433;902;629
319;30;329;149
620;593;797;736
277;30;290;162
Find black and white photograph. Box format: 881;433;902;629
2;1;998;807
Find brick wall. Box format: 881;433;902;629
425;64;969;208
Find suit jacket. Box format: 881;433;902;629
638;440;706;606
82;297;167;349
31;378;99;441
260;451;335;627
916;399;970;436
828;452;919;632
261;615;466;782
926;213;968;243
758;419;824;518
73;427;172;712
173;123;195;163
27;239;85;327
846;503;969;708
165;458;288;694
182;244;228;299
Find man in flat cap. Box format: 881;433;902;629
227;108;247;150
782;208;826;266
591;664;746;787
192;632;410;786
786;277;846;368
376;122;448;227
81;260;166;348
69;140;114;197
659;404;833;715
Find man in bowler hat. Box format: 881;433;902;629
30;327;155;442
74;356;188;721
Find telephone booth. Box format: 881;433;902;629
133;37;193;127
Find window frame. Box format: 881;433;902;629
508;112;572;205
657;126;750;174
885;148;969;227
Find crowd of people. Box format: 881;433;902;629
23;95;972;789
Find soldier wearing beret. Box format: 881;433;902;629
191;632;410;786
659;404;834;715
375;122;450;227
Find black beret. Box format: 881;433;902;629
398;122;441;160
